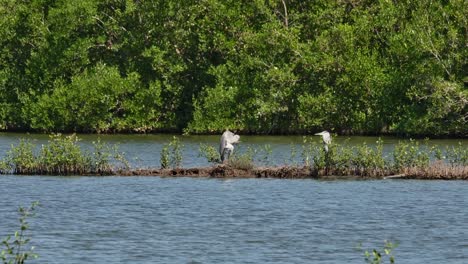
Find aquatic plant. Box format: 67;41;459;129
1;201;39;264
302;137;467;178
301;136;316;167
170;136;183;168
0;134;128;175
307;139;396;177
228;155;254;170
362;240;397;264
37;134;88;174
3;139;37;175
350;140;388;176
198;143;220;164
228;146;255;170
160;136;183;169
288;143;298;166
444;142;468;166
259;144;273;166
393;139;430;170
160;144;170;169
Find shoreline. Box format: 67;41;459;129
115;165;468;180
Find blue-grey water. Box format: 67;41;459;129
1;176;468;263
0;133;467;263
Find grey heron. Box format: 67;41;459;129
219;130;240;163
314;131;331;152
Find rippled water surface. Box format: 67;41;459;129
1;177;468;263
0;133;467;263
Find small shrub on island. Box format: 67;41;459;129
0;134;128;175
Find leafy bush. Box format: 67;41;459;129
4;139;37;175
393;140;430;170
444;142;468;166
26;64;143;133
198;143;221;164
160;136;183;169
228;153;254;171
0;134;128;175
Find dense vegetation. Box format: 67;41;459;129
0;0;466;136
0;134;128;175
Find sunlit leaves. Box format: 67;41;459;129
0;0;465;135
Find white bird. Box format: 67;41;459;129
219;130;240;163
314;131;331;152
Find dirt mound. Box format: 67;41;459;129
115;163;467;180
118;165;316;179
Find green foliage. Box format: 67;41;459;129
25;64;145;133
0;0;466;136
351;140;387;175
393;140;430;170
0;134;128;175
363;241;397;264
4;139;37;175
160;136;183;169
228;148;255;170
160;144;170;169
259;144;273;166
90;138;129;172
188;84;240;134
198;143;220;164
288;143;298;166
444;142;468;166
38;134;88;174
1;201;39;264
299;137;466;177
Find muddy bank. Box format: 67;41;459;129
116;164;468;180
118;166;319;179
115;166;329;179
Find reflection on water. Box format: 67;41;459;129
0;133;466;169
0;176;467;264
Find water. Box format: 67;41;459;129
1;176;468;263
0;133;467;263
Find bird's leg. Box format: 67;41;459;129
220;149;225;163
226;149;231;161
223;148;231;164
221;148;232;164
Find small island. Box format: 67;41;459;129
1;134;466;180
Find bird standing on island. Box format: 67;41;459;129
314;131;331;152
219;130;240;163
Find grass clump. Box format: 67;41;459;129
228;147;255;170
0;134;128;175
228;155;254;170
160;136;183;169
198;143;220;164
